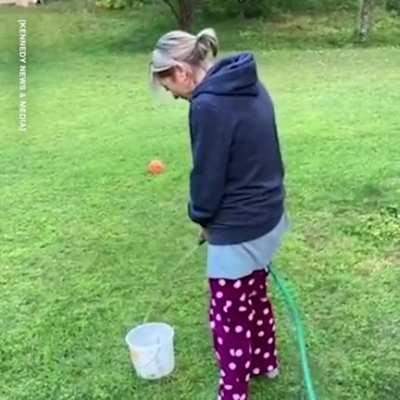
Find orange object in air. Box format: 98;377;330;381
148;159;166;175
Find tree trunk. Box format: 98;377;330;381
358;0;375;42
178;0;194;31
163;0;198;32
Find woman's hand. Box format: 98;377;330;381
198;228;210;245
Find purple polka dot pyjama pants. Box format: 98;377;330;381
208;269;279;400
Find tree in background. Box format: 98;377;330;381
162;0;201;31
93;0;397;44
358;0;375;41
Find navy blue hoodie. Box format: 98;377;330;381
188;52;285;245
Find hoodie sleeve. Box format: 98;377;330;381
188;100;234;227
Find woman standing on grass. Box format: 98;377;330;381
150;28;290;400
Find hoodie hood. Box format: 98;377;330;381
192;52;259;99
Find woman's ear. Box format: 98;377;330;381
174;64;192;83
184;68;192;83
174;64;185;80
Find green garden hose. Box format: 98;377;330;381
143;243;318;399
268;263;318;400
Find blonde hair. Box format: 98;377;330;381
150;28;219;87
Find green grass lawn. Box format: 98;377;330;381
1;5;400;400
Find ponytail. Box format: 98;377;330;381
194;28;219;60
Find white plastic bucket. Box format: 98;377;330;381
125;323;175;380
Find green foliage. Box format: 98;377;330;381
386;0;400;13
237;0;271;18
202;0;361;18
202;0;271;19
95;0;143;9
195;10;400;49
271;0;360;12
44;0;97;10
